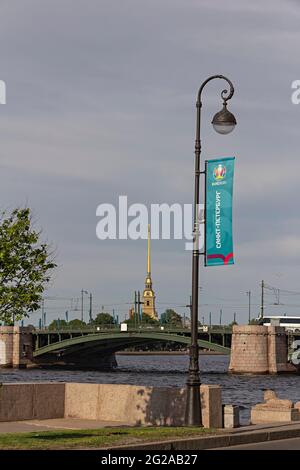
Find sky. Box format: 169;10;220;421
1;0;300;325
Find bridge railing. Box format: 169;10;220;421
32;325;232;335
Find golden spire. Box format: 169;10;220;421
147;224;151;275
143;223;157;320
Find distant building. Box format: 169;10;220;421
142;225;158;320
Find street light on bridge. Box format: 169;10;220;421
186;75;236;427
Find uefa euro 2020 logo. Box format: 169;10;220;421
213;163;226;181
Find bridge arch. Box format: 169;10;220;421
33;331;230;357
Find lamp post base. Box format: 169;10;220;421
185;381;203;426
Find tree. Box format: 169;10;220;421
0;208;56;324
48;319;68;330
160;309;183;327
125;312;159;326
68;319;87;329
92;312;116;326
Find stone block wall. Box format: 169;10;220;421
0;382;223;428
229;325;290;374
0;326;33;368
0;327;14;367
0;383;65;421
267;326;288;373
64;383;222;428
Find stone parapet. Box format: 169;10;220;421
0;383;65;421
223;404;240;428
0;382;222;428
65;383;222;428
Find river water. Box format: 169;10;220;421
1;354;300;425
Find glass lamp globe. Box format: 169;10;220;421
212;103;237;135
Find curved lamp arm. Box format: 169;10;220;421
197;74;235;106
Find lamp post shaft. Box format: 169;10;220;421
89;293;93;323
81;289;88;322
247;290;251;324
185;98;202;426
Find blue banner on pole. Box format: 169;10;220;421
205;157;235;266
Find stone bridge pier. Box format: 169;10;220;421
0;326;34;368
229;325;297;374
0;326;117;369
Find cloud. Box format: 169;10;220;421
0;0;300;324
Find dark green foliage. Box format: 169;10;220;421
125;312;159;326
48;319;68;330
160;309;183;327
92;312;116;326
67;319;87;329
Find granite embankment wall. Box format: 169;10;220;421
0;382;222;428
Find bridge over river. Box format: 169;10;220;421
30;325;232;368
1;324;297;372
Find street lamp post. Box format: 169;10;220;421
81;289;88;322
246;290;251;324
185;75;236;426
89;293;93;323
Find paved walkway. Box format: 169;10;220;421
209;422;300;450
216;436;300;450
0;418;128;433
109;422;300;450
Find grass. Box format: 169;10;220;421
0;426;217;450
